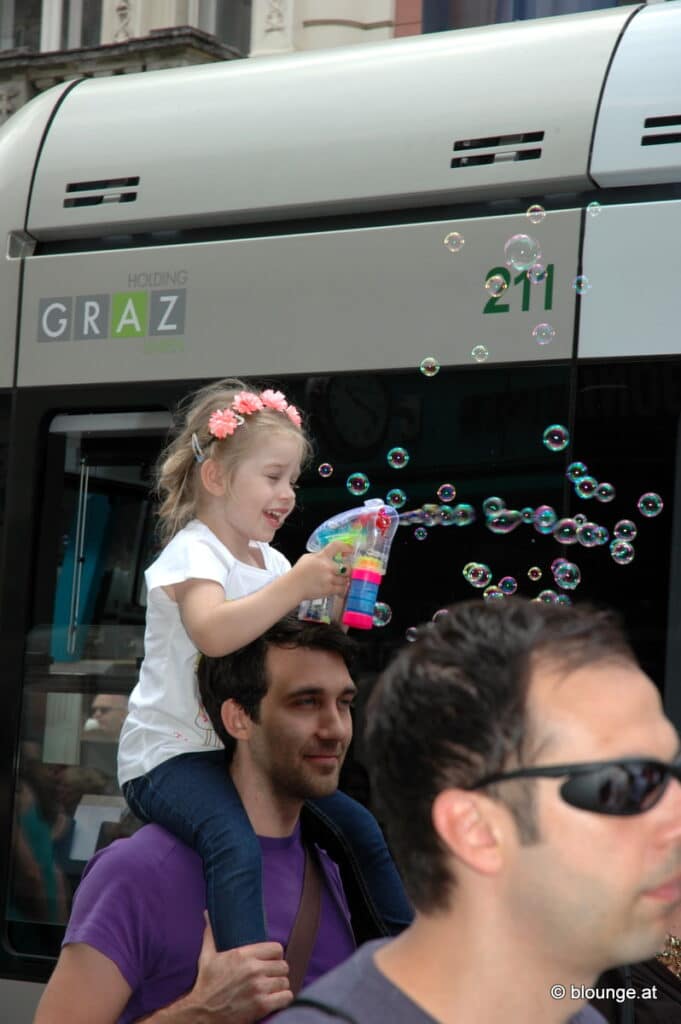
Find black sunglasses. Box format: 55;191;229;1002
470;755;681;816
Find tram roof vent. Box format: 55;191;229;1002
640;115;681;148
63;176;140;209
451;131;544;170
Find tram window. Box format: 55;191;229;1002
7;413;168;956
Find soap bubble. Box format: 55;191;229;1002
482;496;505;518
534;505;558;535
504;234;541;272
499;576;518;595
372;602;392;627
553;518;579;545
543;424;570;452
471;344;489;363
551;557;568;575
576;522;600;547
637;492;663;518
443;231;464;253
437;505;457;526
526;204;546;224
485;274;507;296
528;566;542;582
555;561;581;590
487;510;521;535
595;482;615;503
556;594;572;607
453;503;476;526
537;589;558;604
483;585;505;602
421;504;439;527
610;540;635;565
420;356;440;378
566;461;588;482
572;275;591;295
346;472;370;496
463;562;492;588
318;462;334;478
387;447;409;469
414;527;428;541
385;488;407;509
520;506;534;523
587;200;602;218
527;263;547;285
437;483;456;503
432;608;449;622
595;525;610;546
532;323;556;346
574;513;587;525
574;476;598;499
614;519;637;541
405;626;419;642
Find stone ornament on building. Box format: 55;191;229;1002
0;88;19;124
265;0;286;34
114;0;132;43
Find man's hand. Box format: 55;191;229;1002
177;917;293;1022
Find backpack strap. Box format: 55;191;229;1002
285;845;323;996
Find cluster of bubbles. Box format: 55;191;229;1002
565;461;617;505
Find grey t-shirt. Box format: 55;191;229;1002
272;939;609;1024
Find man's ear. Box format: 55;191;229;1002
200;457;227;497
221;699;254;741
431;790;504;876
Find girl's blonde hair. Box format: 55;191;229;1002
155;377;312;544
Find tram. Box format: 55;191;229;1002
1;2;680;1017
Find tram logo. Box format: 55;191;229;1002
37;289;186;342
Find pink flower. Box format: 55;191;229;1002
208;408;241;438
285;404;302;427
232;391;263;415
260;389;289;413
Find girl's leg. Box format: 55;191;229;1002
311;790;413;932
123;751;267;950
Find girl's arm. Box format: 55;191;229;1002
174;539;351;657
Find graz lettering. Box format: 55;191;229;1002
37;289;186;342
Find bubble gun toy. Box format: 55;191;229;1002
298;498;399;629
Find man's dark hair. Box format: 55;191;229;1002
365;598;637;914
198;615;358;760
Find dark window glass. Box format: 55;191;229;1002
214;0;252;55
423;0;624;34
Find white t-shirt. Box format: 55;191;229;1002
117;519;291;785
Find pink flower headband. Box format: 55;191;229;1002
192;390;302;463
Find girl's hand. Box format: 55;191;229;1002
289;540;353;602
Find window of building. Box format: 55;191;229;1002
199;0;252;56
0;0;41;51
422;1;635;33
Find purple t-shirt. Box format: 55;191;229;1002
63;823;356;1024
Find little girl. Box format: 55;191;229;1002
118;377;411;952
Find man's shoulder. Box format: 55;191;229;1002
83;823;202;882
273;941;391;1023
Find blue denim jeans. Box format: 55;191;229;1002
123;751;412;951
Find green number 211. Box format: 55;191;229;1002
483;264;554;314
